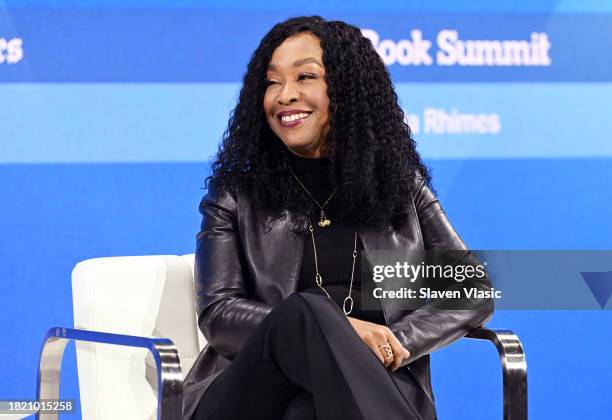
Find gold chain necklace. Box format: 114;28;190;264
290;170;336;227
308;219;358;316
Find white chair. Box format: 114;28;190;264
71;255;201;420
35;254;527;420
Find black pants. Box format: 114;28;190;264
193;292;436;420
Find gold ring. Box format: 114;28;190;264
378;342;393;361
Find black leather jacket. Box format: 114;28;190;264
182;175;494;419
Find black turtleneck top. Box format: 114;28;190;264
289;151;386;325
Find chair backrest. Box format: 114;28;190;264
179;254;207;350
72;254;206;420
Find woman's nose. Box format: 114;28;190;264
277;81;300;105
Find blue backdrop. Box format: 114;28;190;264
1;1;611;418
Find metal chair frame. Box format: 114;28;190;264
36;327;183;420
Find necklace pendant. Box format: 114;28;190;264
315;273;323;287
318;211;331;227
342;296;354;315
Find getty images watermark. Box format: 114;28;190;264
371;260;501;300
359;250;612;310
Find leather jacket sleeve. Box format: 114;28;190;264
195;181;273;359
391;176;494;367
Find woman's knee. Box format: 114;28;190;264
273;293;312;320
268;292;339;337
283;392;316;420
259;294;315;347
266;293;323;333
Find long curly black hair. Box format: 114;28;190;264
206;16;432;233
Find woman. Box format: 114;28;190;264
183;16;493;420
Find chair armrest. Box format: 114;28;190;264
465;327;527;420
36;327;183;420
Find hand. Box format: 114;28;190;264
346;316;411;372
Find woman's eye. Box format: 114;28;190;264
265;74;316;87
298;73;317;81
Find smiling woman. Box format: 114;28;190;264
263;32;330;158
184;15;493;420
